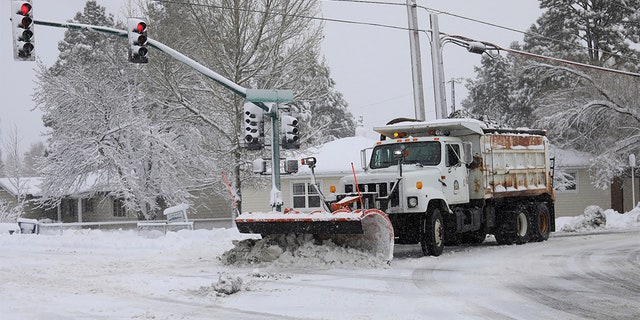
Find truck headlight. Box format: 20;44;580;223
407;196;418;208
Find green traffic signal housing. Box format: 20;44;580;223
281;115;300;149
127;17;148;63
11;0;35;61
243;102;265;150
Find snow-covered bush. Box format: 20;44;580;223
213;273;243;295
561;205;607;232
0;200;22;223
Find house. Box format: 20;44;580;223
0;176;232;227
241;135;377;213
550;147;611;216
242;135;629;217
0;177;54;220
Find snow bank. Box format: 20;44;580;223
220;234;389;268
557;205;640;232
0;222;19;234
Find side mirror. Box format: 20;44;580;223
462;142;473;164
360;149;368;171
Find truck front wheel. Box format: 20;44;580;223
421;208;444;256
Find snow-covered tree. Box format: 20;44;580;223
142;0;352;211
22;142;46;177
35;1;215;219
528;0;640;71
528;1;640;186
465;0;640;187
2;126;29;217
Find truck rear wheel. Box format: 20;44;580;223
421;208;444;256
531;203;551;242
495;208;530;245
514;211;530;244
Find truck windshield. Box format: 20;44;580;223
370;141;441;169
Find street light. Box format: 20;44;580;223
427;13;499;119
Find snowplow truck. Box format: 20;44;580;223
329;118;556;256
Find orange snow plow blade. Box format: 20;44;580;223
235;208;395;261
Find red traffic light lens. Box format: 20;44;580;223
136;22;147;33
20;3;32;16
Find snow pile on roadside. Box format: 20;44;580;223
558;205;640;232
0;222;19;235
220;234;388;268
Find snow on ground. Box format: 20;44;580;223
555;205;640;231
0;208;639;319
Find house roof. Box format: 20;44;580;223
0;173;118;198
0;177;43;196
549;145;592;168
288;135;378;176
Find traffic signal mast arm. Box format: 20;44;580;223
33;19;259;108
33;18;289;211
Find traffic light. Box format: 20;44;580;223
127;17;148;63
243;102;264;150
281;115;300;149
11;0;35;61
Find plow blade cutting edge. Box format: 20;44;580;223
235;209;395;261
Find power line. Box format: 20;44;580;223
327;0;640;69
153;0;411;31
153;0;640;77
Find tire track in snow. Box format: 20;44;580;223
513;230;640;320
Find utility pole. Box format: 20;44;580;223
448;78;462;113
406;0;425;121
429;13;447;119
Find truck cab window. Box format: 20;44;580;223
446;144;461;167
371;141;441;168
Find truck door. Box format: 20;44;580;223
443;143;470;204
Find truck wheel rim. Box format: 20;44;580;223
538;210;549;234
434;218;443;247
517;212;528;237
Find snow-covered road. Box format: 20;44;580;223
1;224;638;319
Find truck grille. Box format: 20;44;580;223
342;182;399;211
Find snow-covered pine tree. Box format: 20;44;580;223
466;0;640;187
529;0;640;187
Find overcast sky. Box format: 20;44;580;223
0;0;541;154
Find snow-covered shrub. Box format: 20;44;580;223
561;205;607;232
213;273;243;295
0;200;22;223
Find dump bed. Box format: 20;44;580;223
470;131;554;200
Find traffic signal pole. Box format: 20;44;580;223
33;19;293;212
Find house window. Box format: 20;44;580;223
113;198;126;217
82;198;94;213
555;171;578;192
292;182;322;209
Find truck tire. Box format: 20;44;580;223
421;208;444;256
531;203;551;242
514;210;530;244
495;208;529;245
